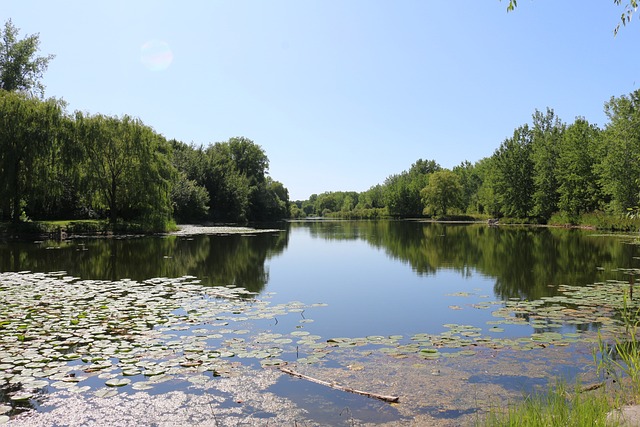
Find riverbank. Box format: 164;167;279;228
0;221;286;241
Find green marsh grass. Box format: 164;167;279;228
596;293;640;396
482;288;640;427
480;380;617;427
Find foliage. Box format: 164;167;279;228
502;0;638;36
597;90;640;214
453;161;482;214
614;0;640;35
0;19;54;97
172;137;289;223
481;380;615;427
420;169;464;217
74;113;173;226
491;125;535;218
556;118;604;221
531;108;564;221
170;172;210;223
0;90;65;221
385;159;441;217
596;293;640;396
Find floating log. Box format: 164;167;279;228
278;366;400;403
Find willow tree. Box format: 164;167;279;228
75;113;173;227
0;91;64;221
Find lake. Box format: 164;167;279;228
0;220;638;426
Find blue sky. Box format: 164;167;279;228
3;1;639;200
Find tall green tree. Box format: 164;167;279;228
597;90;640;213
385;159;441;217
170;171;210;222
75;113;173;226
556;118;603;220
0;19;54;97
420;169;464;217
0;91;64;221
492;125;534;218
453;160;482;214
475;157;501;216
204;142;251;222
26;113;84;219
531;108;564;220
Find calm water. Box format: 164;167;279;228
1;220;639;424
1;221;637;340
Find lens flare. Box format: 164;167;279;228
140;39;173;71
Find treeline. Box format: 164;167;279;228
0;90;290;229
293;89;640;227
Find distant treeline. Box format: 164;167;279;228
0;90;290;229
293;89;640;229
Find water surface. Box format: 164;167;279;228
1;220;638;425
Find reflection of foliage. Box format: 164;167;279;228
293;221;635;301
0;232;289;293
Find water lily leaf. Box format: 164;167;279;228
131;381;154;391
10;392;33;401
105;378;131;387
94;388;118;398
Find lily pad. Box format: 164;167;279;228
105;378;131;387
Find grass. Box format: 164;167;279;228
548;211;640;232
480;289;640;427
480;381;616;427
0;218;178;236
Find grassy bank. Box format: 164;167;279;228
0;219;178;238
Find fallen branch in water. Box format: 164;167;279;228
278;366;400;403
578;382;605;393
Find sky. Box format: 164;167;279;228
3;1;639;200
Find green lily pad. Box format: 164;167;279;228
105;378;131;387
10;392;33;401
95;388;118;398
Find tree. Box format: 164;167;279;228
0;19;55;97
420;169;463;217
492;125;534;218
204;142;251;222
256;177;290;220
556;118;603;220
453;160;482;213
0;91;64;221
170;172;210;223
75;113;173;225
596;90;640;213
384;159;441;217
475;157;502;216
531;108;564;220
227;137;269;185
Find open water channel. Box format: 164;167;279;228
0;220;638;426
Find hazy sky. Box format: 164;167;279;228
3;1;639;200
